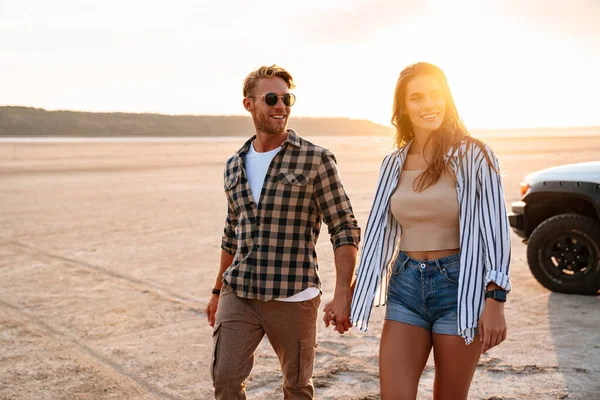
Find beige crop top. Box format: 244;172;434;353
390;169;460;251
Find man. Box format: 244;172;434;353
205;65;361;399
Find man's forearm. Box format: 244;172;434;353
333;244;358;295
214;249;234;290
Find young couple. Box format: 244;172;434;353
206;63;511;399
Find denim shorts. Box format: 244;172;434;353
385;251;461;336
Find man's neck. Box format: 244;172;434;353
254;131;288;152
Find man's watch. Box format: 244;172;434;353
485;289;507;302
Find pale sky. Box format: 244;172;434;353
1;0;599;129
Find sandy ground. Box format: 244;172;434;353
1;134;599;400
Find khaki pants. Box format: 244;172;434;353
211;288;321;400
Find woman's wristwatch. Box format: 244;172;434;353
485;289;507;302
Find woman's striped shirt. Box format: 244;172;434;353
350;139;512;344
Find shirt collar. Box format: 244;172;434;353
232;129;300;162
284;129;301;148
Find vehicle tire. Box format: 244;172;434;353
527;213;600;295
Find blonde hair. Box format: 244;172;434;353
242;65;295;98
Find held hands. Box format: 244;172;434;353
205;294;220;327
322;291;352;334
478;298;507;354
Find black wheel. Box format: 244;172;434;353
527;213;600;294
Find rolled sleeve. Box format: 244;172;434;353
314;150;361;250
484;270;511;292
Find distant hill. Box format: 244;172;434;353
0;106;395;137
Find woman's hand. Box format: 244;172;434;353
478;298;507;353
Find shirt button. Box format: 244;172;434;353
255;244;260;250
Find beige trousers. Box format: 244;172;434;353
211;288;321;399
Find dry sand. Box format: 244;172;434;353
1;134;599;399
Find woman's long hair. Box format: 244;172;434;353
391;62;494;192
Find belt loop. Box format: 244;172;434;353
434;258;444;274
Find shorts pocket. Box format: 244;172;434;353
392;257;408;276
441;266;460;284
297;336;317;386
210;322;221;383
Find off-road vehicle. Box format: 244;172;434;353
509;162;600;294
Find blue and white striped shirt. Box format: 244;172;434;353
350;139;511;344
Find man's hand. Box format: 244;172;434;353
206;293;220;327
322;291;352;334
478;299;507;354
207;250;233;327
323;244;357;334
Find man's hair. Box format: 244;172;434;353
242;65;295;98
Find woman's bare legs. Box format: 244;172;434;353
379;320;432;400
432;333;482;400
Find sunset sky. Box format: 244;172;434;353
1;0;599;129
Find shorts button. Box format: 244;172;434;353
420;263;426;269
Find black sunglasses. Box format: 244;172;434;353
252;92;296;107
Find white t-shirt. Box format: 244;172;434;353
245;141;320;302
245;141;281;206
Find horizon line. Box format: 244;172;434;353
2;104;599;132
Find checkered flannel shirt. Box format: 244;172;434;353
221;129;361;300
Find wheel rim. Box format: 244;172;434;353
543;233;596;281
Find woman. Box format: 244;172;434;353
330;62;511;399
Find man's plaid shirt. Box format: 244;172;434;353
221;129;361;301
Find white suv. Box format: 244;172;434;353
509;162;600;294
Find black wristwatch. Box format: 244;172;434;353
485;289;507;302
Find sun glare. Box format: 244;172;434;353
2;1;599;130
330;13;597;130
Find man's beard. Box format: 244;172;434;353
255;113;287;135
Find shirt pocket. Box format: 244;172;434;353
277;172;311;207
277;172;309;186
224;171;245;218
224;173;240;191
